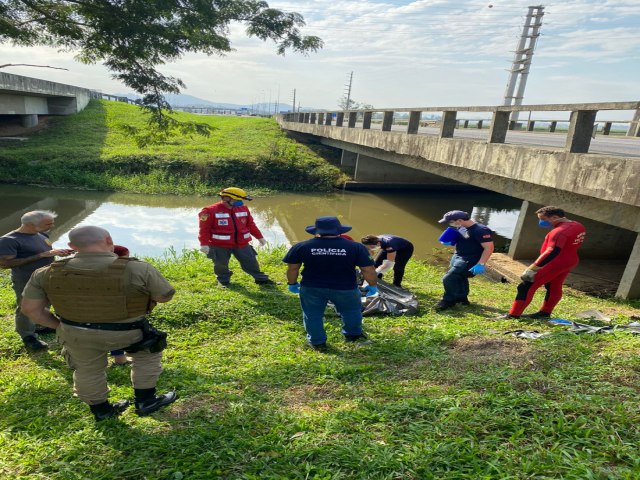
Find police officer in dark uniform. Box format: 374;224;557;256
361;234;414;287
283;216;379;351
435;210;494;311
21;226;177;421
0;210;73;351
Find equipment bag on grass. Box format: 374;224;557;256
360;280;419;316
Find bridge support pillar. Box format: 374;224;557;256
508;201;547;259
341;150;358;171
21;114;38;128
617;233;640;299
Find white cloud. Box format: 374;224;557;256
2;0;637;108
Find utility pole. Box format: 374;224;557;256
291;89;296;113
503;5;544;127
343;71;353;110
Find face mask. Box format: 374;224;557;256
231;200;244;207
538;220;552;228
448;222;459;228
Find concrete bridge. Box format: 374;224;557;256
0;72;98;128
278;101;640;299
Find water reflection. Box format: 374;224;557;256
0;185;521;259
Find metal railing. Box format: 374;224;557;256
281;101;640;153
94;92;138;105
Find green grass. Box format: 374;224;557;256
0;101;347;194
1;249;639;479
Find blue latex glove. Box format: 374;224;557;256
440;241;454;246
468;264;486;275
287;283;301;294
363;285;379;297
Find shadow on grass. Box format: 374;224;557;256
0;100;110;188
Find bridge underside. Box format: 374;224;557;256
0;73;95;129
283;127;640;299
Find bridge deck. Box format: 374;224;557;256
366;124;640;157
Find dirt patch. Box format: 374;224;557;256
0;116;55;137
281;382;344;413
447;336;537;368
168;394;226;418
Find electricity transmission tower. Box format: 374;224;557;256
503;5;544;127
343;71;353;110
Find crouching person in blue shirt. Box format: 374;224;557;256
283;216;379;351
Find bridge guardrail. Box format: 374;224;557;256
281;101;640;154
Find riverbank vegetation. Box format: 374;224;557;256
0;100;347;194
1;249;639;479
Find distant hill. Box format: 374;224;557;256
113;92;295;112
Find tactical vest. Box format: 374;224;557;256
42;257;151;323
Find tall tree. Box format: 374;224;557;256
337;97;373;110
1;0;322;145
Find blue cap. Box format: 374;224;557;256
305;216;352;235
438;210;470;223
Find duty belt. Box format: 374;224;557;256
59;317;145;331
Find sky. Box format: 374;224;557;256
3;0;639;113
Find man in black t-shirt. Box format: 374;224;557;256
435;210;494;311
0;210;74;350
283;216;379;351
361;234;414;287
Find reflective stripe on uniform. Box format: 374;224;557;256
243;233;251;239
211;234;232;240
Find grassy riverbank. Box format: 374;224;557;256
1;249;639;479
0;101;347;194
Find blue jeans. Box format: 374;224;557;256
299;286;363;345
442;254;480;303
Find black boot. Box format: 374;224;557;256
22;335;48;351
89;400;130;421
521;311;551;319
134;388;177;416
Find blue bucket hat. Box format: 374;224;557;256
438;210;470;223
305;216;352;235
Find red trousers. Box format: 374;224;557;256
509;263;576;317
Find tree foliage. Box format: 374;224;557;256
1;0;322;144
337;97;374;110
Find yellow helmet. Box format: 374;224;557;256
219;187;253;201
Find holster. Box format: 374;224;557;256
123;318;167;354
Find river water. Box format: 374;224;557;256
0;184;521;259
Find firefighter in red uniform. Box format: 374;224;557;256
198;187;275;287
498;206;586;319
